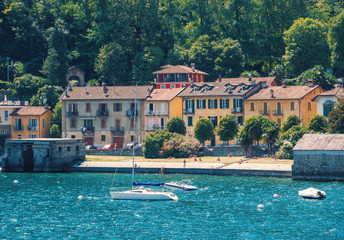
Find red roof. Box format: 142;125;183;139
147;88;185;101
10;106;51;116
152;65;208;75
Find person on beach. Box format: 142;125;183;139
217;156;221;161
228;153;232;158
183;159;186;167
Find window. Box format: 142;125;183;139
171;85;175;88
84;120;93;131
101;135;106;141
188;116;193;126
197;99;206;109
263;102;268;114
29;118;37;130
220;99;229;109
232;99;242;112
185;99;194;113
160;85;166;89
86;103;91;112
237;116;243;125
101;119;106;129
71;135;75;139
4;110;8;121
114;103;122;112
250;102;255;111
209;116;218;127
131;135;135;142
308;102;312;110
71;119;76;128
67;146;71;151
290;102;295;110
149;103;154;111
69;103;77;112
15;118;22;130
18;134;21;139
208;99;218;109
42;119;45;128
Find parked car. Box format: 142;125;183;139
124;143;142;150
85;145;97;150
102;144;116;150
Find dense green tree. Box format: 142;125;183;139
159;134;201;158
216;115;239;142
240;70;260;78
328;98;344;133
244;115;266;146
50;124;61;138
30;85;63;109
281;115;301;132
329;11;344;76
13;74;47;101
194;117;214;144
262;119;280;155
283;18;330;76
166;116;186;135
51;100;62;130
308;114;328;133
143;129;174;158
238;128;253;157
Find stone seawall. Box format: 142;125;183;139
68;166;291;178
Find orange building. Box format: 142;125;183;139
10;106;52;139
152;63;208;89
244;82;324;126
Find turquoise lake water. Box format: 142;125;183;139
0;172;343;239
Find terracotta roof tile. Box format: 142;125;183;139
147;88;185;101
218;77;278;86
10;106;51;116
59;86;153;100
247;85;320;100
318;87;344;98
152;65;208;75
178;82;258;97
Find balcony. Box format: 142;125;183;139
67;111;79;117
96;109;109;117
259;110;270;116
145;110;156;116
13;125;24;131
231;108;242;113
27;126;37;131
145;125;166;131
110;126;125;132
0;126;11;136
273;110;284;115
81;126;95;133
126;109;138;117
183;108;194;114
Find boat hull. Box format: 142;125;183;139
110;190;178;201
298;187;326;199
164;183;198;191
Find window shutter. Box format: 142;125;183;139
203;99;206;108
214;99;218;109
113;103;116;111
69;104;71;111
208;99;211;109
233;99;236;109
220;99;223;109
239;99;242;108
191;100;195;110
197;100;199;109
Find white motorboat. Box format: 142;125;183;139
298;187;326;199
110;187;178;201
109;84;178;201
164;179;198;191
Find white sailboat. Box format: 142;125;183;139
109;84;178;201
298;187;326;199
165;179;198;191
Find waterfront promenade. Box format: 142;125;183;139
70;160;292;178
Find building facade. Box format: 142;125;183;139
143;88;184;139
244;82;324;126
10;106;52;139
152;63;208;89
59;85;153;148
314;85;343;117
179;82;262;146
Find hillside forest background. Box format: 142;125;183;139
1;0;344;108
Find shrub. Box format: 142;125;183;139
159;134;201;158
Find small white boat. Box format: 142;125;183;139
110;187;178;201
164;179;198;191
298;187;326;199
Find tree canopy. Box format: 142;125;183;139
194;117;214;144
166;116;186;135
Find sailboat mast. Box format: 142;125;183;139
132;83;138;189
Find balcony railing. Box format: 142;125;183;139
27;126;37;131
273;110;284;115
96;109;109;117
145;125;166;131
81;126;95;133
145;110;155;116
231;108;242;113
0;126;11;136
183;108;194;114
259;110;270;116
67;111;79;117
126;109;138;117
13;125;24;131
110;126;125;132
145;110;168;116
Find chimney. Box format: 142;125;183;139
270;89;275;98
191;63;195;72
307;79;314;87
65;88;68;97
68;84;72;91
251;80;256;86
218;75;222;82
102;82;107;92
147;88;151;97
282;81;286;88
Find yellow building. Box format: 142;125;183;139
179;82;262;146
244;82;324;126
143;88;184;139
10;106;52;139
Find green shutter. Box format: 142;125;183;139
220;99;223;109
214;99;218;109
197;100;200;109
